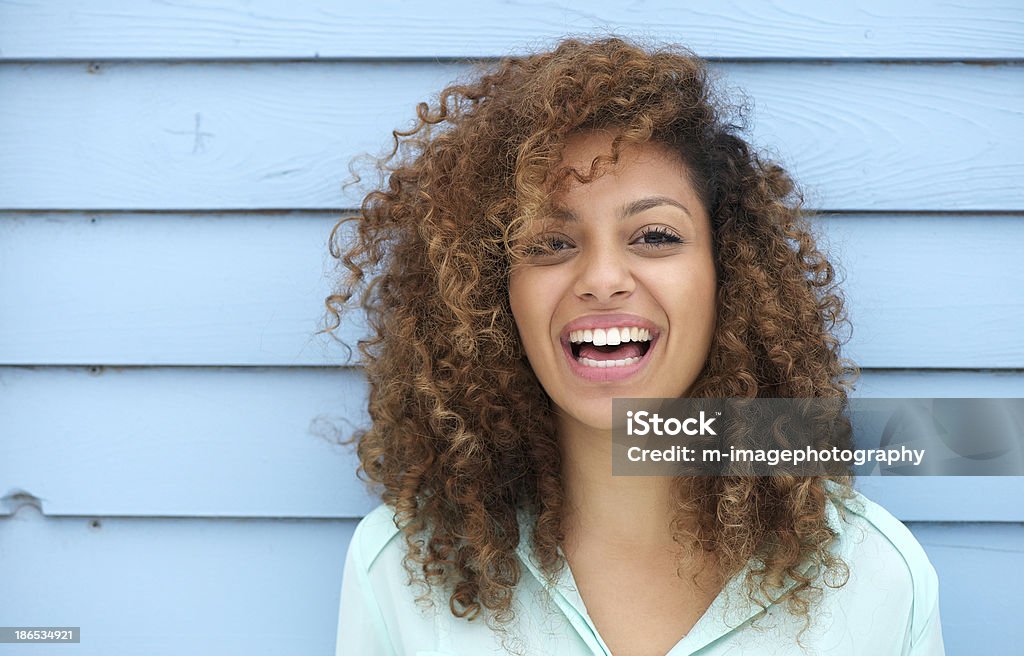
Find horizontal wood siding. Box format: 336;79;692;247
0;509;357;655
2;213;1022;367
3;366;1023;520
1;2;1021;654
1;63;1021;211
2;0;1023;59
0;513;1019;655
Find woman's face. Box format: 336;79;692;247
508;131;717;432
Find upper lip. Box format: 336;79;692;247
559;313;661;342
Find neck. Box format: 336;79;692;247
556;409;683;553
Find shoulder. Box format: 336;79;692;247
832;487;939;596
347;503;404;575
341;504;438;655
827;485;941;641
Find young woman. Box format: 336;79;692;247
327;37;944;656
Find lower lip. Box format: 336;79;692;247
561;335;658;382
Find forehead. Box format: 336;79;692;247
559;130;680;167
545;194;694;226
544;131;701;216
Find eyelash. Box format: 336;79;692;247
634;226;684;248
530;227;685;253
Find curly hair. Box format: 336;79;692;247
324;35;858;634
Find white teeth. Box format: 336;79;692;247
568;326;654;344
579;356;642;368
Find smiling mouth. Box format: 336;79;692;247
568;326;654;368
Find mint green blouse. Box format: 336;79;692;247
336;486;944;655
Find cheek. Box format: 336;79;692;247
658;261;717;331
508;272;542;342
509;270;561;353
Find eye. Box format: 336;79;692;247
522;234;574;258
633;226;684;248
545;236;573;251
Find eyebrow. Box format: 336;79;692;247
549;195;693;223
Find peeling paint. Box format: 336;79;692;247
1;488;45;515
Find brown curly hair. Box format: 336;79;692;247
324;35;858;634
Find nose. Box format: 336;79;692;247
573;241;636;303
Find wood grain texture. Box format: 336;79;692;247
2;4;1020;654
1;63;1021;211
851;372;1024;522
1;0;1023;60
824;214;1024;368
3;366;1022;520
0;508;354;655
2;213;1021;367
0;366;376;518
0;510;1019;656
906;523;1024;654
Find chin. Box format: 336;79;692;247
556;398;617;432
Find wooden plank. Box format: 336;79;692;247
823;215;1024;368
1;0;1022;60
0;508;356;655
0;213;357;367
849;370;1024;398
857;477;1024;522
0;511;1019;655
2;366;1022;520
2;213;1021;368
846;374;1024;523
905;523;1024;655
0;63;1021;211
0;366;378;519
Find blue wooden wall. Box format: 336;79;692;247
1;1;1022;654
